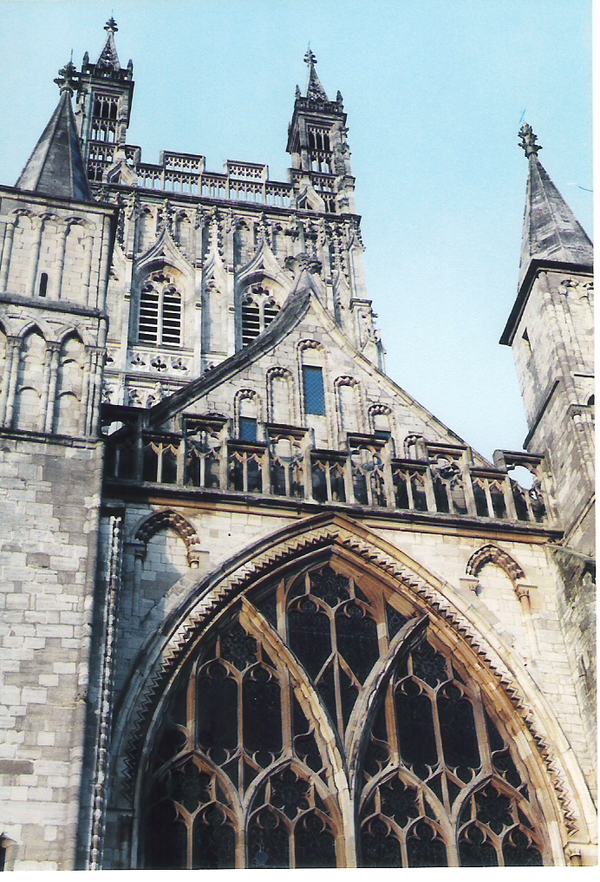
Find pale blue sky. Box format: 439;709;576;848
0;0;592;459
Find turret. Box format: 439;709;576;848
74;17;135;182
501;124;594;553
286;50;355;214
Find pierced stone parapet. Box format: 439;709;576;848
101;408;553;529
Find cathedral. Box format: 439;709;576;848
0;18;595;870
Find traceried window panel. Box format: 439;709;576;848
138;271;182;346
241;284;281;347
141;563;549;868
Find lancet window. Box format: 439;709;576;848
138;272;182;346
241;284;281;347
141;562;547;868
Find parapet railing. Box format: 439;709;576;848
89;147;341;210
101;412;549;526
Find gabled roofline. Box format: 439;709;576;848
147;279;492;467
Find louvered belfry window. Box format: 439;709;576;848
138;273;182;345
142;563;547;869
241;285;280;347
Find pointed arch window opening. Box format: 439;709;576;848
138;275;182;346
140;561;548;869
241;284;281;347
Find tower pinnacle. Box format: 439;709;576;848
518;122;542;159
97;17;121;70
54;60;79;96
303;46;329;103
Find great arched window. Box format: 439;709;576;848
138;272;182;346
241;284;280;347
141;563;547;869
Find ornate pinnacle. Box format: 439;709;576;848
304;48;317;67
519;122;542;158
54;60;79;95
105;17;118;33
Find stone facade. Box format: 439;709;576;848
0;22;595;870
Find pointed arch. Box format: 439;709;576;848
13;326;47;431
466;544;525;583
108;514;592;869
133;509;202;567
53;331;86;435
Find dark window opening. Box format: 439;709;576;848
303;366;326;415
39;272;48;297
239;417;258;441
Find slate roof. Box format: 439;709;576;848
519;154;593;289
15;89;91;202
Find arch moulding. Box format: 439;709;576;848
110;512;595;864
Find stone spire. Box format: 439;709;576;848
303;48;329;103
97;16;121;70
518;123;592;288
15;61;91;201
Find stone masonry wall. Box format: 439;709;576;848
0;435;104;870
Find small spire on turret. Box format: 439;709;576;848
303;46;329;103
54;60;79;96
519;123;542;159
97;16;121;70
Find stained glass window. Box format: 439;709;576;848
142;562;548;868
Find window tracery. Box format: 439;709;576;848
141;562;548;868
241;284;281;346
138;271;182;346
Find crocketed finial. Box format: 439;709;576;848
105;17;118;33
54;60;79;95
304;48;317;67
519;123;542;159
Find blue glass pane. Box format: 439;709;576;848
239;417;257;441
303;366;326;415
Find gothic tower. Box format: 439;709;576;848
0;22;596;870
75;17;135;183
0;61;116;868
500;122;595;762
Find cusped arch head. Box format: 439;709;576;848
133;509;201;568
466;544;525;583
109;513;590;867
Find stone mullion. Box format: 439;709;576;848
427;681;457;864
0;219;16;289
43;343;62;433
26;216;44;298
50;224;70;299
235;668;245;869
38;341;59;433
1;336;20;427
